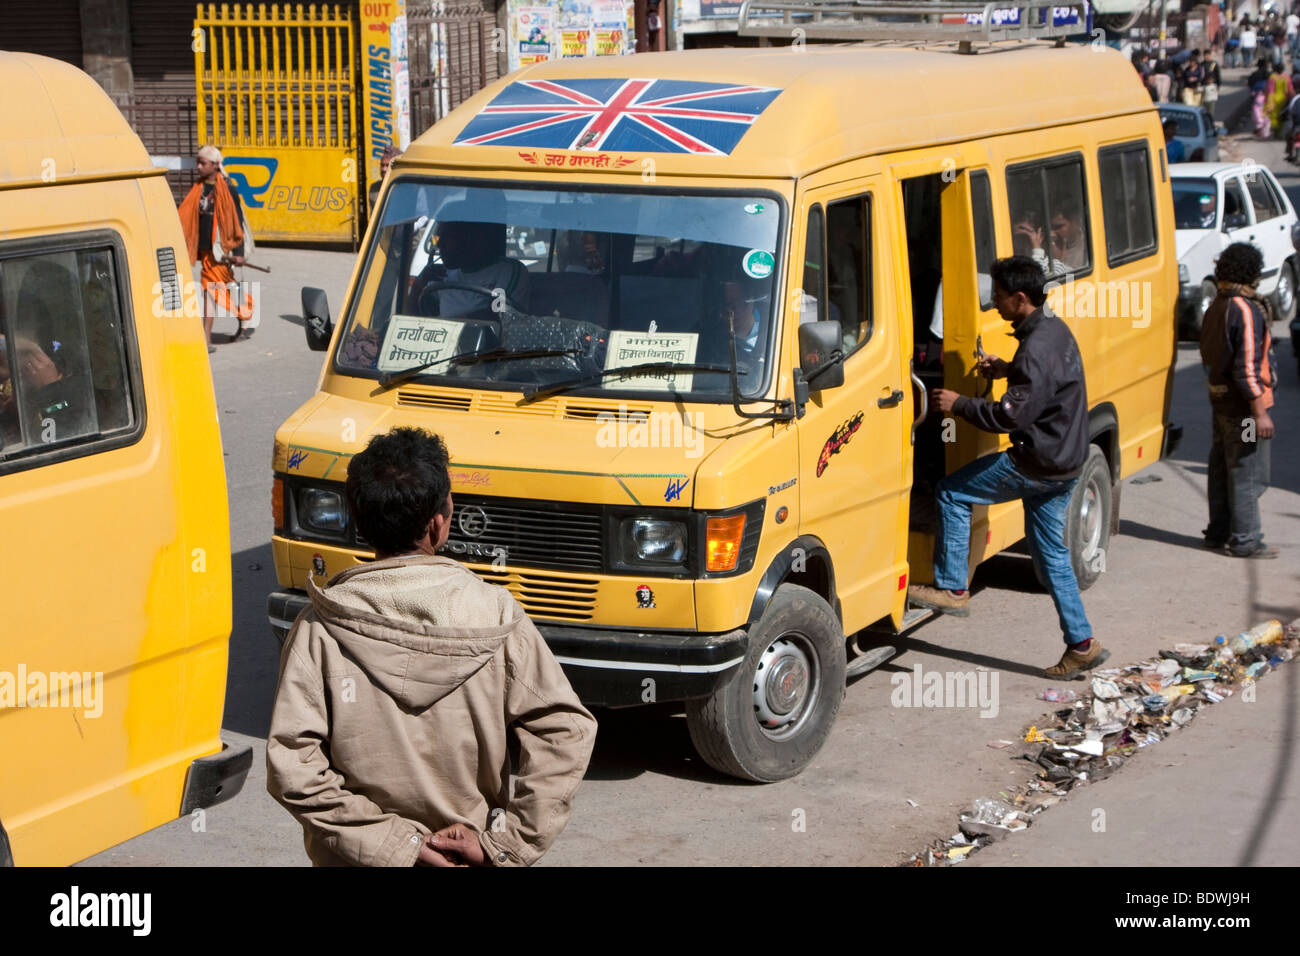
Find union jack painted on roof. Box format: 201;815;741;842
453;78;783;155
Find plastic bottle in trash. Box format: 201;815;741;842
1217;620;1284;656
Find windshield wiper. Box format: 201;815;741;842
519;362;733;404
375;347;583;392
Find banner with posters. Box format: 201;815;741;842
360;1;411;193
508;0;635;72
516;6;555;65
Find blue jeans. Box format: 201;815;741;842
933;451;1092;645
1206;412;1271;552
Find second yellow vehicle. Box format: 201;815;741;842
270;10;1179;781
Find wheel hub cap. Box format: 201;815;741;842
752;637;817;736
1080;480;1103;558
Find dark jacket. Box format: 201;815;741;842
1199;285;1277;418
952;309;1090;480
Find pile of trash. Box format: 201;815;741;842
903;619;1297;866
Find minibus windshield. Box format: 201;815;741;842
335;180;783;399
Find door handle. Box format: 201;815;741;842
878;389;905;408
909;362;927;447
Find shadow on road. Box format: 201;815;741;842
222;543;284;739
583;704;741;786
1118;519;1210;551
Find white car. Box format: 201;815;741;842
1171;162;1298;336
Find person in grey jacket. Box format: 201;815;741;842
908;256;1106;681
267;426;596;866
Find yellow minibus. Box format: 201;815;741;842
269;21;1178;781
0;52;249;864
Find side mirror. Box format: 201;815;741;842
1223;212;1248;231
302;286;333;351
798;320;845;392
1215;124;1227;137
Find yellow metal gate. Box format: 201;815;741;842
194;3;359;243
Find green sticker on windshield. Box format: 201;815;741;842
744;202;765;215
742;249;774;279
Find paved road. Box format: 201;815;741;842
84;115;1300;869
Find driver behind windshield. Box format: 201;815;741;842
699;256;770;379
412;211;531;318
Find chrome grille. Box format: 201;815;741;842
444;494;603;573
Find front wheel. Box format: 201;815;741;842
1067;446;1113;591
685;584;845;782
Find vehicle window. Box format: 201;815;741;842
1201;109;1217;136
800;205;826;324
337;182;784;399
1223;177;1250;227
1007;154;1092;278
825;195;872;352
1245;173;1283;221
1159;109;1199;138
1098;143;1158;265
970;170;997;309
1172;177;1218;229
0;246;136;467
1264;173;1292;217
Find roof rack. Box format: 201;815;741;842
736;1;1091;45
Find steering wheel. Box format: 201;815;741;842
417;281;530;322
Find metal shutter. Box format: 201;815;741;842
0;3;84;64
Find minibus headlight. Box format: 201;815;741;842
299;488;347;534
627;519;688;563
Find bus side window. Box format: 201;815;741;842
799;204;826;325
1098;142;1158;266
1007;154;1092;278
826;195;872;352
969;170;997;309
0;246;136;465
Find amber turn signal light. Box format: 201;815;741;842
272;477;285;531
705;514;746;572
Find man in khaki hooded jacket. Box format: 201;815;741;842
266;426;596;866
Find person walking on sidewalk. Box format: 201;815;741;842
1199;243;1279;559
908;257;1106;680
178;145;254;351
1181;49;1205;106
266;426;597;865
1202;50;1221;118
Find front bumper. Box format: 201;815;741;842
180;742;253;815
269;589;311;646
539;623;749;707
1162;421;1184;459
267;588;748;707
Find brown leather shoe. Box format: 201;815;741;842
907;584;971;617
1044;641;1110;681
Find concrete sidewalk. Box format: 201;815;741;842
970;644;1298;866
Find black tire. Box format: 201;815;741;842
1273;258;1297;324
685;584;845;783
1067;446;1112;591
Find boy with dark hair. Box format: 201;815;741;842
908;256;1106;680
1199;242;1278;558
267;426;596;866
